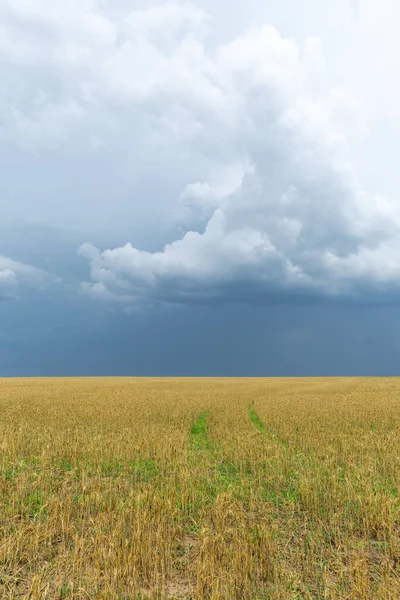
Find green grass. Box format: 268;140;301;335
190;411;210;451
129;458;158;482
249;402;266;432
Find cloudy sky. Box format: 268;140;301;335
2;0;400;376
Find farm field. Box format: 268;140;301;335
1;377;400;599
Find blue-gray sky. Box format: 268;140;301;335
2;0;400;375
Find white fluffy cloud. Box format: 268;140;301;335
2;0;400;304
0;256;46;299
75;5;400;304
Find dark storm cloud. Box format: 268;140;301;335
2;297;400;376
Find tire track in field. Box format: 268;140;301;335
186;410;275;598
171;411;214;599
248;402;317;511
189;411;210;453
188;408;246;514
154;413;213;599
249;402;290;447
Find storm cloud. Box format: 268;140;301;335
2;0;400;374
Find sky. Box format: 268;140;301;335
2;0;400;376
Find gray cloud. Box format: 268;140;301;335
72;12;400;305
3;0;400;377
2;0;400;307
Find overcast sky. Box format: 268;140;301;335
2;0;400;376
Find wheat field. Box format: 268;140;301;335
0;377;399;599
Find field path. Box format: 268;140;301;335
249;401;291;448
